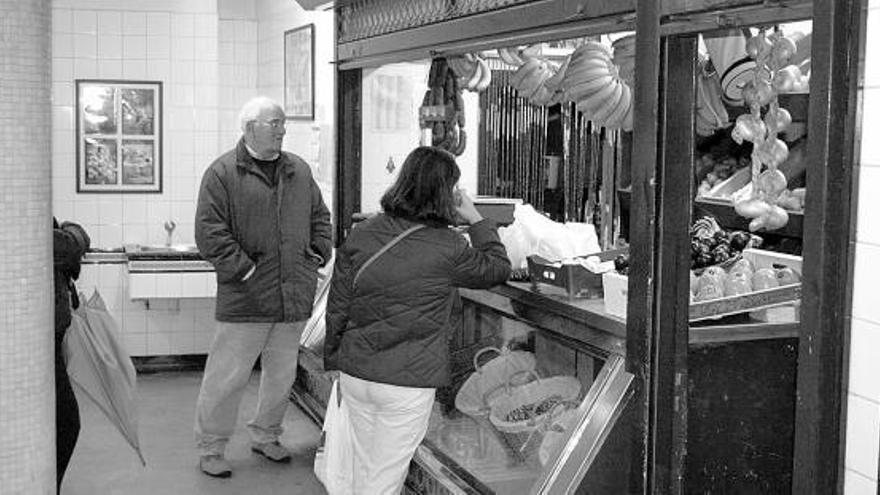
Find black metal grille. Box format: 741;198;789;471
338;0;537;43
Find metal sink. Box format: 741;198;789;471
124;244;203;262
133;244;199;254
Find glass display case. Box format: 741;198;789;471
416;293;633;494
293;280;635;495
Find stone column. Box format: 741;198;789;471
0;0;56;493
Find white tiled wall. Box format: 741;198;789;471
359;62;481;213
360;62;431;213
255;0;337;212
51;2;220;250
218;17;258;149
846;1;880;492
50;0;334;357
51;1;222;357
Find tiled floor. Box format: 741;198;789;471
62;370;326;495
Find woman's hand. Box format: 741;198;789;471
454;188;483;225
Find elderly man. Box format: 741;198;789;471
193;96;332;478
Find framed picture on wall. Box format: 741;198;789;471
284;24;315;120
75;80;163;193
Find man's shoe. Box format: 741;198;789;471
199;454;232;478
251;441;292;463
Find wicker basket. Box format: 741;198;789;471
454;347;537;417
488;372;582;454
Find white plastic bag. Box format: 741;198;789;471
314;379;353;494
562;222;601;256
512;204;601;261
498;222;530;270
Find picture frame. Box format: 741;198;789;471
75;80;163;193
284;24;315;120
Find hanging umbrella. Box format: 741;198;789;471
64;290;146;466
300;252;335;349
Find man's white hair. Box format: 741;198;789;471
239;96;283;133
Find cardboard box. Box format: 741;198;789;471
527;248;627;299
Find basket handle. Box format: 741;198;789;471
473;347;502;372
479;369;541;408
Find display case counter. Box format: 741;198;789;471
292;281;798;494
467;282;797;348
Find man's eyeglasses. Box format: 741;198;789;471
255;119;286;130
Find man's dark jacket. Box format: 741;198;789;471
195;139;333;322
325;213;511;388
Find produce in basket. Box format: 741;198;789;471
505;395;565;422
454;347;537;417
488;373;581;457
489;374;582;434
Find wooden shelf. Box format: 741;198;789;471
618;188;803;239
694;196;803;239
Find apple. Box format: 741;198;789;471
697;271;725;292
724;271;753;296
696;283;724;301
703;266;726;279
729;258;755;277
775;267;801;286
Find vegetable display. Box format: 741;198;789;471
691;255;801;302
690;216;762;269
495;41;633;130
730;29;804;232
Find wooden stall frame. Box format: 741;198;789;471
335;68;362;246
331;0;865;492
794;0;864;492
647;0;864;493
626;0;660;492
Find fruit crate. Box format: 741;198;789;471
602;249;801;322
690;248;802;322
527;248;627;300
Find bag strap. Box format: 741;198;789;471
353;224;425;289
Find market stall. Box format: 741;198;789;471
292;0;861;493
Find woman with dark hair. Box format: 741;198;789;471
324;146;511;494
